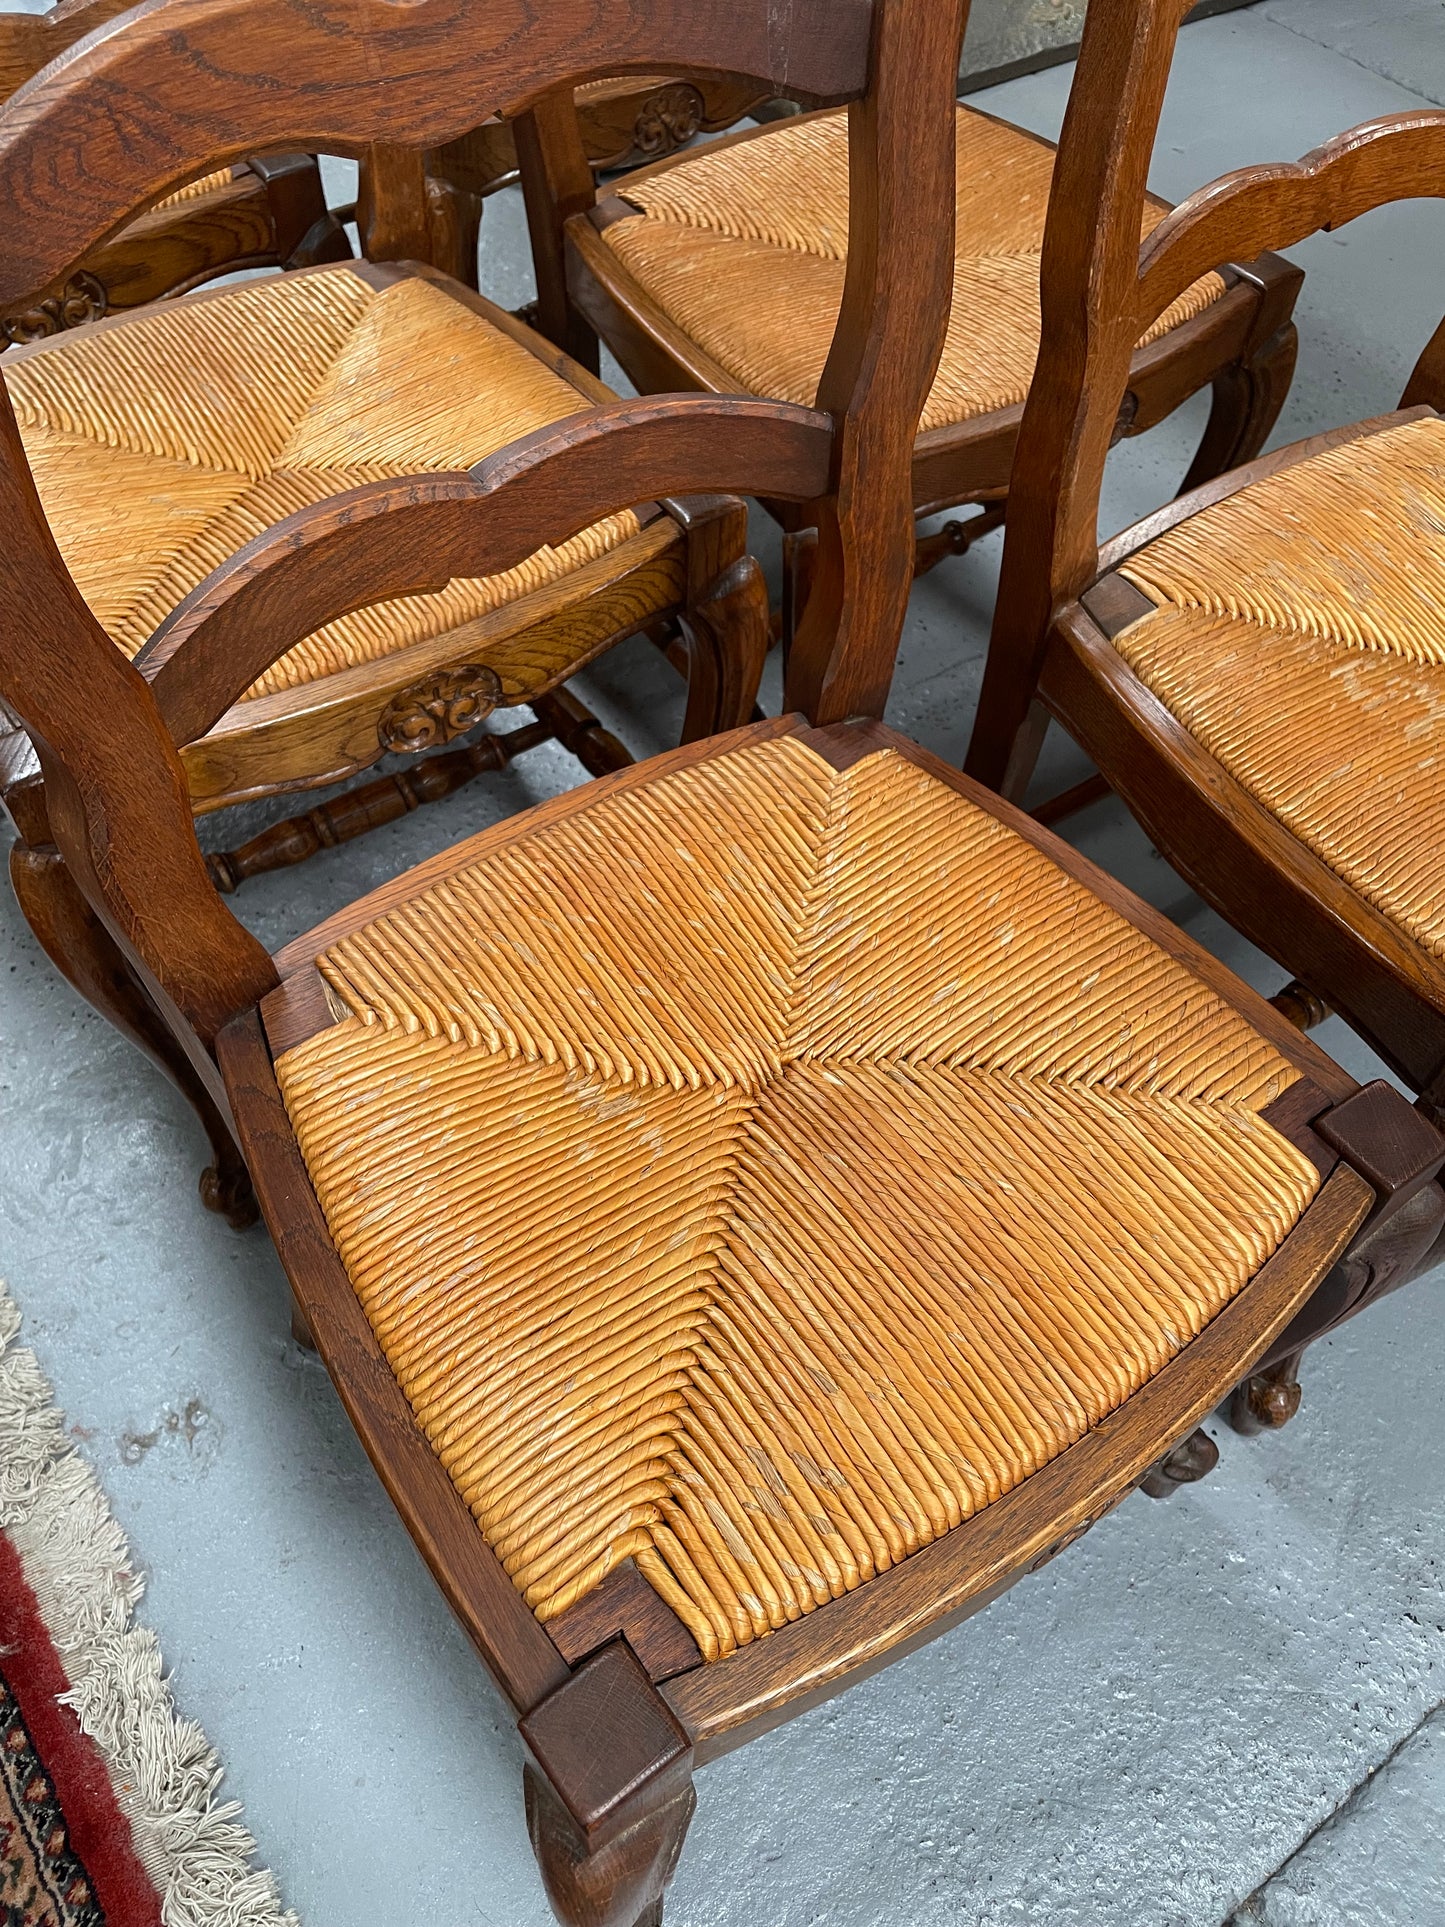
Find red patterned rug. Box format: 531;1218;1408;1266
0;1285;294;1927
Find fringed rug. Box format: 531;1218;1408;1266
0;1284;295;1927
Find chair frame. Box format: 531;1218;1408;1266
0;0;1435;1921
516;29;1304;624
965;0;1445;1123
0;0;349;344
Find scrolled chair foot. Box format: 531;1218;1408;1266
1227;1354;1303;1436
198;1153;260;1230
1139;1426;1220;1499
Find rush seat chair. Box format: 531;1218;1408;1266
0;0;1437;1921
964;0;1445;1431
513;2;1305;638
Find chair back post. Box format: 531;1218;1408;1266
784;0;970;724
967;0;1191;792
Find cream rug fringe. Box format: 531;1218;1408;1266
0;1282;297;1927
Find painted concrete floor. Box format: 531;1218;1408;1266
2;4;1444;1923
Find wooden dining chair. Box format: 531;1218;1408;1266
964;0;1445;1431
0;0;1437;1920
0;0;350;345
0;13;771;1229
513;0;1305;638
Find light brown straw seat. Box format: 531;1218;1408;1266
602;106;1227;428
1112;412;1445;962
276;731;1321;1660
3;263;638;699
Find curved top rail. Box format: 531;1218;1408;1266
1136;111;1445;336
0;0;874;303
140;393;835;746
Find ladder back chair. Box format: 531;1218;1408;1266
0;0;1437;1920
0;0;348;345
513;0;1305;650
965;0;1445;1426
0;2;773;1228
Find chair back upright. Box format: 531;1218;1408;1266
971;0;1445;791
0;0;967;1078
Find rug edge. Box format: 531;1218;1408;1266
0;1279;300;1927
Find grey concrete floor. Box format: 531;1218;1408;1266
3;4;1445;1923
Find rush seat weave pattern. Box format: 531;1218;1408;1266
276;733;1320;1658
1114;413;1445;961
4;265;637;699
602;107;1226;429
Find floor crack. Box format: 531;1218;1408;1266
1258;5;1445;109
1221;1699;1445;1923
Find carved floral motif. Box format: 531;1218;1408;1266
631;82;705;159
377;664;504;754
2;273;108;347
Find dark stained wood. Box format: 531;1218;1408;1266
257;965;342;1058
1028;770;1111;827
1314;1081;1445;1221
522;1643;695;1927
1226;1352;1303;1435
1138;1426;1219;1500
1078;576;1156;640
141;397;832;747
664;1162;1372;1759
1260;1076;1336;1178
548;1563;703;1685
217;1007;572;1717
0;0;876;308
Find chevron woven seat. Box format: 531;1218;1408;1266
1107;412;1445;963
600;105;1226;428
274;725;1323;1661
4;261;639;699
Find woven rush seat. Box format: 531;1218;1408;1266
601;106;1227;428
275;729;1322;1661
1109;412;1445;963
3;262;638;700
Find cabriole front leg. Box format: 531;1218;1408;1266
521;1643;696;1927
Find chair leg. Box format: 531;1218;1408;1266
1227;1352;1303;1436
9;840;257;1227
520;1644;695;1927
1139;1426;1219;1498
679;555;771;742
1177;322;1300;497
525;1766;695;1927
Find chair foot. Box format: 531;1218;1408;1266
205;720;553;892
1226;1352;1303;1436
1139;1426;1219;1498
199;1150;259;1229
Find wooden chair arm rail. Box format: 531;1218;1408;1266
664;1162;1372;1758
216;1003;573;1717
0;0;871;308
140;395;833;747
1136;111;1445;339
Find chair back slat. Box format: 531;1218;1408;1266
0;0;874;306
0;0;965;1049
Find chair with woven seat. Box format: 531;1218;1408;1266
0;0;349;345
965;0;1445;1432
517;19;1304;642
0;40;771;1226
0;0;1437;1922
